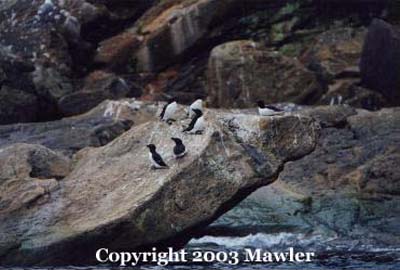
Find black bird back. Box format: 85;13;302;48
183;115;198;132
174;142;185;155
152;151;168;167
183;110;202;132
265;105;283;112
160;103;168;119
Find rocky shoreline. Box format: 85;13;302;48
0;0;399;267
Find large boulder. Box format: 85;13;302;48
360;19;400;105
0;143;70;182
207;40;323;108
112;0;293;73
58;71;142;116
215;106;400;247
94;32;141;70
0;106;319;265
0;143;70;215
132;0;237;72
301;27;366;83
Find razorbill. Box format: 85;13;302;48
188;99;203;118
38;0;55;16
257;100;284;116
171;137;187;158
183;109;205;134
329;95;343;106
146;144;169;169
160;100;177;124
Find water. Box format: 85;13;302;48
2;192;400;270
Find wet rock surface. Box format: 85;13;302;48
216;106;400;246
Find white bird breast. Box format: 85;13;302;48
189;99;203;118
149;153;163;168
163;102;177;121
258;107;279;116
189;116;205;133
175;149;187;158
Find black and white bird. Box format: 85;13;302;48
183;109;205;134
171;137;186;158
146;144;169;169
37;0;55;16
257;100;284;116
188;99;203;118
160;100;177;124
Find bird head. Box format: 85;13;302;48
194;99;203;105
146;144;156;151
256;100;265;108
171;137;182;144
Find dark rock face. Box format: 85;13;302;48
0;86;39;124
301;27;366;84
132;0;239;72
0;0;396;124
318;79;388;110
0;47;47;124
0;0;155;124
279;107;400;242
360;19;400;105
217;106;400;246
0;0;86;123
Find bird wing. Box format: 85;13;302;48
164;102;177;120
192;116;205;132
183;116;197;132
265;105;283;111
160;104;168;119
174;144;186;155
153;152;167;167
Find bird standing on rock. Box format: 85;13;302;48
171;138;187;158
160;100;177;124
147;144;169;169
183;109;205;134
257;100;284;116
188;99;203;118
